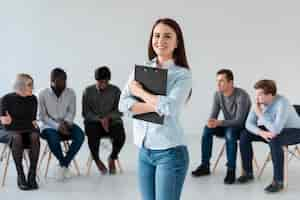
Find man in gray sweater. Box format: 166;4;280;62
192;69;251;184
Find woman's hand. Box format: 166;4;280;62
0;111;12;125
129;81;144;98
32;120;39;129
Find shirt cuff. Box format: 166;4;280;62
155;95;170;116
126;98;139;117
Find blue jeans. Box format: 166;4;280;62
201;126;242;169
138;145;189;200
240;128;300;183
40;124;85;168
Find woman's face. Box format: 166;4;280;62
152;23;178;60
24;79;33;96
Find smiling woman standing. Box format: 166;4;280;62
119;18;192;200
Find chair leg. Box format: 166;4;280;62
86;155;93;176
72;159;80;176
63;142;80;176
23;150;30;170
212;143;225;174
1;148;11;187
115;159;123;174
258;153;272;179
63;141;69;151
286;146;298;162
239;152;259;176
295;145;300;156
44;150;52;178
253;155;260;173
283;146;288;189
0;144;8;162
38;144;49;172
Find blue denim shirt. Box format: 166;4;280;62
246;95;300;135
119;59;192;149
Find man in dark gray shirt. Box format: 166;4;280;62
192;69;251;184
82;66;125;175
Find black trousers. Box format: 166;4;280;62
240;128;300;183
9;130;40;176
84;122;126;160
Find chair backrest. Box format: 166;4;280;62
0;97;8;143
0;97;2;127
293;105;300;116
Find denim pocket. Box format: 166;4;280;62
173;146;189;163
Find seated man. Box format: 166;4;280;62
82;66;125;175
38;68;84;180
237;79;300;193
192;69;251;184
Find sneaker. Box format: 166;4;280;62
56;166;65;181
224;168;235;184
236;174;254;184
264;181;284;193
63;167;73;179
191;164;210;177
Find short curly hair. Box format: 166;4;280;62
254;79;277;96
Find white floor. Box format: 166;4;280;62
1;134;300;200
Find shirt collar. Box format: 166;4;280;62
151;57;175;69
263;95;280;112
49;87;66;98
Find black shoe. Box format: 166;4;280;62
17;173;30;191
264;181;284;193
27;172;39;190
191;165;210;177
237;174;254;184
224;168;235;184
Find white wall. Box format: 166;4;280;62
0;0;300;134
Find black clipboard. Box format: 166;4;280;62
133;65;167;124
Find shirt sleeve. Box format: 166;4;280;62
118;71;139;117
259;99;289;134
82;88;101;122
32;95;38;121
155;70;192;117
107;87;123;120
1;95;9;116
38;92;59;130
64;90;76;125
209;92;221;119
245;109;261;135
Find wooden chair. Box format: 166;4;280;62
0;137;35;187
38;140;81;178
212;140;260;175
257;105;300;188
257;146;294;188
86;138;123;175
